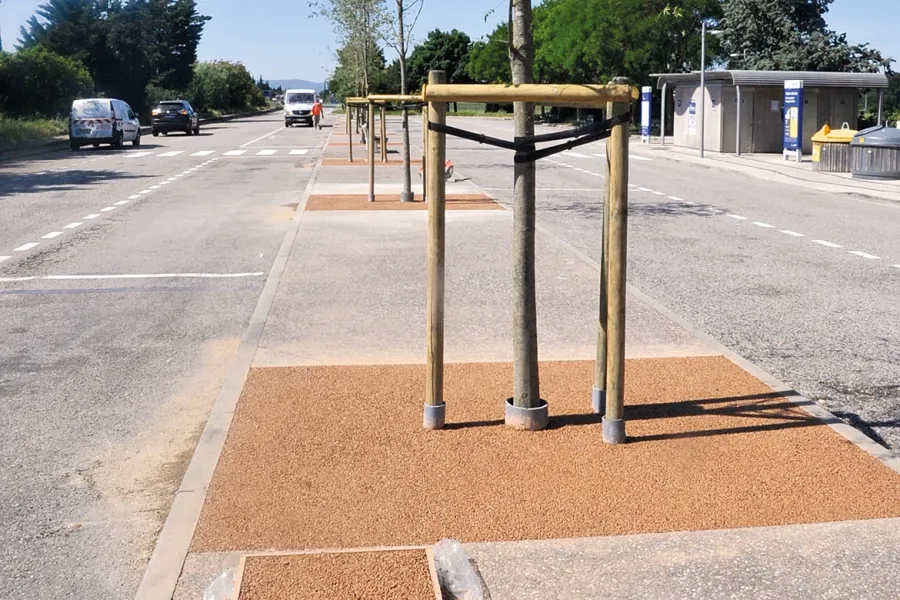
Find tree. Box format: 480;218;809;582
509;0;540;418
467;24;510;83
384;0;424;202
407;29;471;89
0;44;94;117
722;0;891;72
311;0;388;96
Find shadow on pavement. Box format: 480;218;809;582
0;169;151;198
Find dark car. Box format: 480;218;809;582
151;100;200;136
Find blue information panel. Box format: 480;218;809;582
641;86;652;142
783;80;803;161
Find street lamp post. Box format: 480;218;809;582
699;23;724;158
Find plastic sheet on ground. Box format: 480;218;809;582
433;538;485;600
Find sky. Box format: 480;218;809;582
1;0;898;82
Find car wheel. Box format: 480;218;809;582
185;126;192;136
113;131;124;149
70;140;81;151
193;124;200;135
132;131;141;147
92;143;100;148
152;130;159;137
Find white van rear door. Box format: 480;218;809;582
71;99;114;139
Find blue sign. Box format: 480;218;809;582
783;80;803;161
641;86;652;142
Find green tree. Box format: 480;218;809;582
311;0;388;96
467;24;510;83
0;44;94;117
722;0;891;72
407;28;471;89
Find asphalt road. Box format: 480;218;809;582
0;113;325;599
434;115;900;452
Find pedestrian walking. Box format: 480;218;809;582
312;97;323;130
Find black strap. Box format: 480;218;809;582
427;112;632;164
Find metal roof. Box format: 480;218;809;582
650;70;889;89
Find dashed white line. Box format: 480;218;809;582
631;155;653;161
13;243;39;252
41;232;64;239
158;151;184;157
36;171;47;175
666;195;683;201
752;222;775;228
591;153;606;158
150;185;161;189
115;200;130;206
128;194;141;200
289;149;309;155
64;222;83;229
0;256;10;264
192;150;216;156
125;151;152;159
727;214;748;220
812;240;842;248
562;151;592;159
256;149;278;156
651;191;666;196
84;214;101;220
780;230;805;237
159;181;171;185
139;190;152;194
636;187;651;192
848;251;880;260
223;150;246;156
100;206;116;212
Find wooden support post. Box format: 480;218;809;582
348;113;354;163
602;97;630;445
421;106;428;202
424;70;447;430
367;101;375;202
380;104;388;163
346;104;351;135
593;133;611;414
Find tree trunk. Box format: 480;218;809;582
398;0;413;202
509;0;539;408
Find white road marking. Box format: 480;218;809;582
64;222;82;229
240;124;285;148
100;206;116;212
181;170;192;174
752;221;775;228
36;171;47;175
631;155;652;161
150;185;161;189
223;150;246;156
651;191;666;196
139;190;152;194
848;251;880;260
84;214;101;219
13;243;39;252
780;230;805;237
563;151;592;158
128;194;141;200
160;181;171;185
289;149;309;155
41;232;64;239
0;256;10;264
666;195;683;201
192;150;216;156
115;200;129;205
35;272;266;281
125;151;152;158
727;215;747;220
158;151;184;157
256;149;278;156
812;240;842;248
636;187;651;192
591;153;606;158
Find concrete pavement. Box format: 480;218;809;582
0;113;328;600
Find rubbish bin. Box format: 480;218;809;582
851;124;900;180
811;123;856;173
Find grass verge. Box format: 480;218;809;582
0;115;67;147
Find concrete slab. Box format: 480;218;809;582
254;210;711;367
466;517;900;600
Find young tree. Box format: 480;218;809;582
384;0;424;202
407;29;472;89
509;0;540;416
311;0;388;96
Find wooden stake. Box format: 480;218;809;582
380;104;387;162
425;70;447;410
368;101;375;202
421;106;428;202
604;99;630;441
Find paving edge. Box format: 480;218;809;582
132;121;334;600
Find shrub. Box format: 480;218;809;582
0;46;94;118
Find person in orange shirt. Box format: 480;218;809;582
311;97;323;129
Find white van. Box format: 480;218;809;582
69;98;142;150
283;89;317;127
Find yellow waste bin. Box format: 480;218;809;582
811;123;857;172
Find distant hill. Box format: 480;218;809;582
268;79;324;91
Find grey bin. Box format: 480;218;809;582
851;125;900;180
